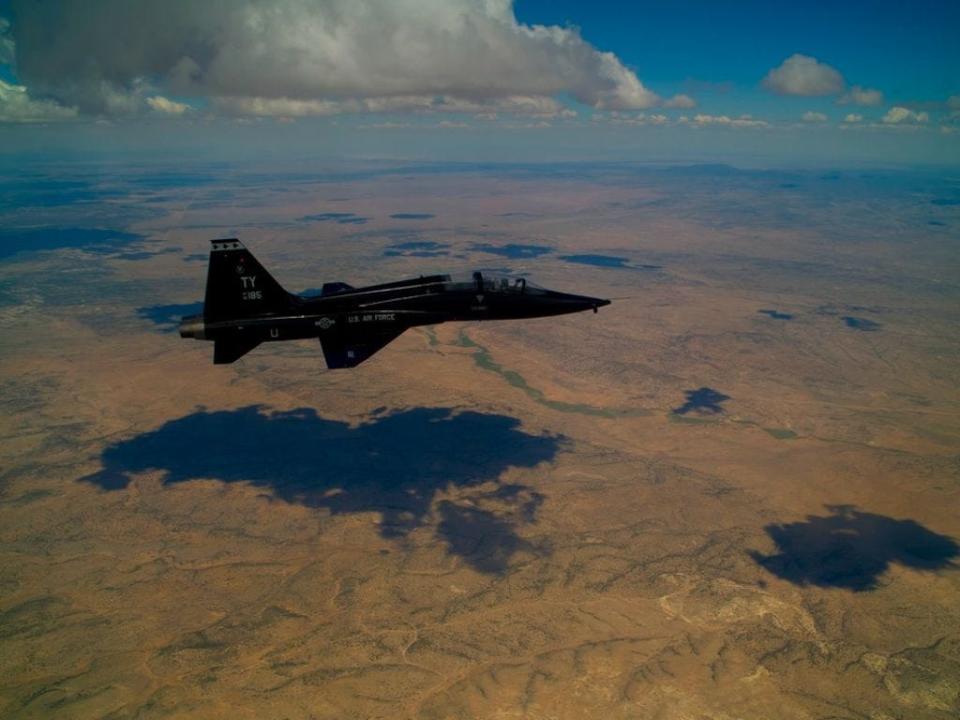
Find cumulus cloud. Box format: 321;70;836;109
146;95;190;115
762;54;845;96
420;94;572;117
801;111;827;123
359;121;413;130
215;97;346;117
843;113;863;123
663;93;696;109
607;111;669;126
7;0;660;118
948;95;960;117
0;18;14;65
214;93;575;119
882;106;929;124
0;79;77;122
683;113;769;129
838;85;883;106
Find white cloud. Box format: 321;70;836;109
762;54;845;96
588;49;660;109
214;93;574;118
801;111;828;123
435;95;569;117
0;18;14;65
948;95;960;117
843;113;863;123
359;121;412;129
686;113;769;129
663;93;696;109
838;85;883;106
215;97;347;117
608;111;669;126
0;79;77;123
8;0;660;117
146;95;190;115
882;106;929;124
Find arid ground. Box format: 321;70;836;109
2;162;959;718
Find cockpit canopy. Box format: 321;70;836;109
444;271;545;295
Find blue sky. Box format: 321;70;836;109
516;0;960;113
1;0;958;167
518;1;959;91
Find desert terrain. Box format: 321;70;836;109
1;161;959;718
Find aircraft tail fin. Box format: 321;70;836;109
203;238;296;322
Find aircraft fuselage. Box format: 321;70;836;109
180;239;610;368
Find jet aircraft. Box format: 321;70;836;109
180;238;611;368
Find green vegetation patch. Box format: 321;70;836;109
764;427;799;440
668;413;717;425
7;488;56;505
456;331;647;418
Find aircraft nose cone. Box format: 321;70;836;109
541;288;611;316
565;293;610;313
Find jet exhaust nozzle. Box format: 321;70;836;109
179;314;206;339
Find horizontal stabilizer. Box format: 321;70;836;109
214;336;261;364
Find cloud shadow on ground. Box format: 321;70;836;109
299;212;368;225
842;316;881;331
750;505;958;591
758;309;793;320
469;243;552;259
558;254;662;271
383;240;450;257
79;405;563;573
137;302;203;332
673;387;730;415
0;227;143;260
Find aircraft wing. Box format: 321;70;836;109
319;327;406;369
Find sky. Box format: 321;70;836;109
1;0;958;167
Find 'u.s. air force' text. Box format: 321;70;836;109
348;313;396;323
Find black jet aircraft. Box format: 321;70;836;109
180;238;610;368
